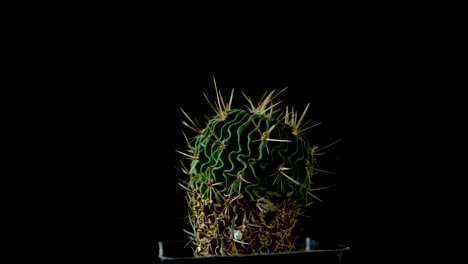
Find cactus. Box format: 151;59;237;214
177;79;337;256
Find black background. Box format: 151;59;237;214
72;50;387;264
91;52;381;263
49;19;452;263
12;4;463;263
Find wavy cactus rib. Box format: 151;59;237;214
189;108;316;204
178;80;333;256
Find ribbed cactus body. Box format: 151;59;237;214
179;86;329;256
189;108;316;205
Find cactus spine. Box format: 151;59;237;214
178;80;334;256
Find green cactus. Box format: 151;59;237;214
177;79;337;256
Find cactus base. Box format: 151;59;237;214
188;189;306;256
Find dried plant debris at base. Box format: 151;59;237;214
187;189;305;256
